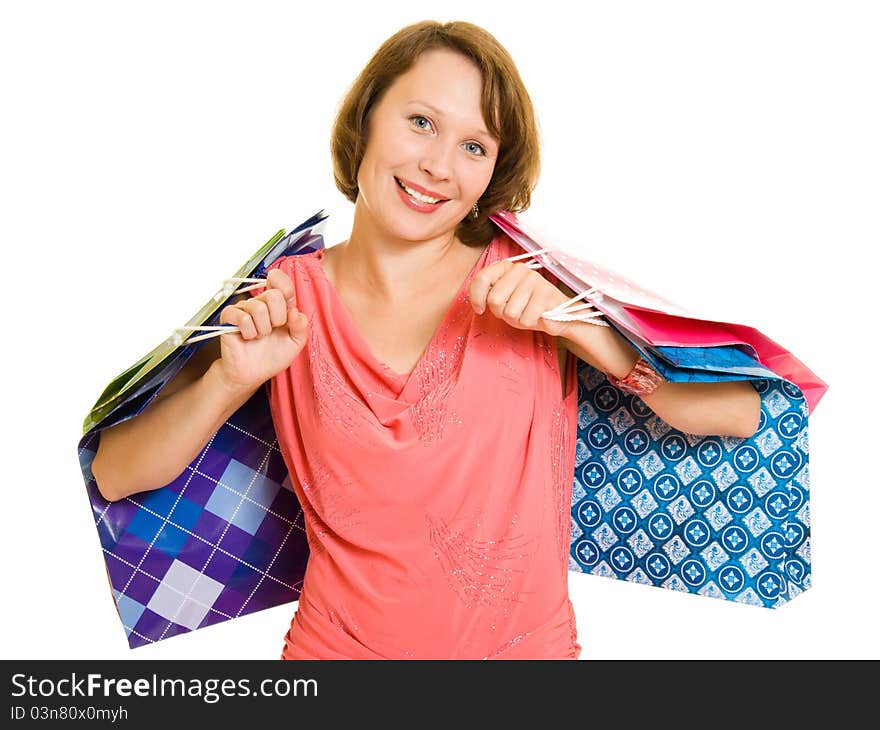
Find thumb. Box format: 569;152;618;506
286;308;309;344
540;315;572;338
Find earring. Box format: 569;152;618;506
471;201;480;220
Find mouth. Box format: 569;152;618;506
394;177;449;206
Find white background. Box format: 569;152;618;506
2;0;877;659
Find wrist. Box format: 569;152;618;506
204;360;261;403
562;320;640;376
607;355;665;397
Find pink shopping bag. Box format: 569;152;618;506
490;210;828;413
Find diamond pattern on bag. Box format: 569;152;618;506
80;387;309;648
569;361;812;608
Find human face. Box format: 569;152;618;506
355;48;499;245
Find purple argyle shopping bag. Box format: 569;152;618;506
78;212;326;649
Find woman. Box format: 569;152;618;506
91;20;760;659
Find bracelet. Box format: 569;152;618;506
606;356;665;397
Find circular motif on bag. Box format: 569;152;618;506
631;397;652;418
652;473;681;502
612;506;638;534
781;381;804;400
660;434;688;462
721;525;750;554
770;449;802;480
680;558;707;587
759;531;787;560
690;480;716;508
616;467;643;495
576;498;603;528
623;428;650;456
733;444;760;474
756;569;786;600
609;546;635;574
785;557;807;586
593;384;620;413
726;485;754;514
645;552;671;581
574;538;600;567
696;438;724;468
683;518;711;548
717;565;746;593
647;512;674;541
777;411;803;439
579;461;607;489
587;422;614;451
764;490;792;519
788;485;805;512
784;522;806;549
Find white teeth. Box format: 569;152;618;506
398;178;441;204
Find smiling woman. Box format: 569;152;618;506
90;19;762;660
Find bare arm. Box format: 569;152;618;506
91;337;258;502
556;287;760;438
467;261;760;439
91;267;310;502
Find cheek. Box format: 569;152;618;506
461;164;494;199
369;125;422;168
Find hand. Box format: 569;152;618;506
214;267;309;391
468;260;575;337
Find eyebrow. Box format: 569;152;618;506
407;99;495;143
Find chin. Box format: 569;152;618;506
381;209;456;243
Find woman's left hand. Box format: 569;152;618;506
468;260;575;338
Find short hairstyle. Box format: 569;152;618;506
330;20;541;247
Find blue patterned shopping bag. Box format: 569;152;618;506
568;342;813;607
491;209;821;608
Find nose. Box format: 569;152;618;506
418;140;455;182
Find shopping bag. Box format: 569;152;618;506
491;210;828;412
489;210;823;607
78;211;327;648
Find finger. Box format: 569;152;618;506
239;299;272;337
286;308;309;345
522;293;554;331
469;260;514;314
219;303;257;340
266;267;297;307
254;287;288;328
503;286;534;325
538;315;570;338
484;265;532;319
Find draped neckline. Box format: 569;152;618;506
305;237;497;401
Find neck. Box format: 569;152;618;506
334;200;464;304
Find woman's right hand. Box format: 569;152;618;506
214;267;309;391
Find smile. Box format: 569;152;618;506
395;177;448;205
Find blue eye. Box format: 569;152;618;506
463;142;486;156
410;115;433;131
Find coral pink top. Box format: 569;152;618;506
257;233;581;659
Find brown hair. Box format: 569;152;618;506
330;20;541;247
